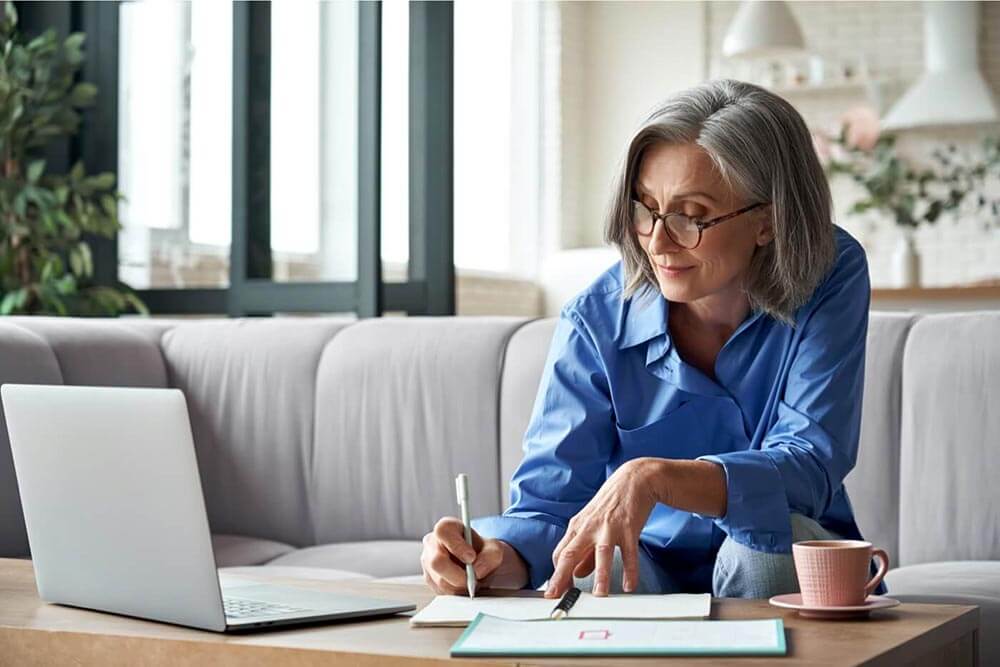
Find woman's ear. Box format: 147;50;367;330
755;205;775;246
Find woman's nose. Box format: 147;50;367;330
648;217;681;256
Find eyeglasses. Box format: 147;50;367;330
631;200;768;249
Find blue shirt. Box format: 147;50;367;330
474;226;872;592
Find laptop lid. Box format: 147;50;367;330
2;384;228;632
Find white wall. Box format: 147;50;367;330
558;2;707;249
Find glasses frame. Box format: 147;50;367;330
631;200;769;249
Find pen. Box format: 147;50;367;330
550;586;581;620
455;473;476;598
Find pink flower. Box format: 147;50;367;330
841;105;880;151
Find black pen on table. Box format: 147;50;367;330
549;586;581;620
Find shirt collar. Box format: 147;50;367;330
617;287;668;350
618;287;768;352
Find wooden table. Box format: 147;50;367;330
0;558;979;666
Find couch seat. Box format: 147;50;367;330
211;534;296;567
265;540;424;578
886;560;1000;665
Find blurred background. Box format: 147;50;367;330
2;0;998;319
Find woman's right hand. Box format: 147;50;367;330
420;517;529;594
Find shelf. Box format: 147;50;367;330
871;285;1000;301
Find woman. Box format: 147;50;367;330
421;79;874;600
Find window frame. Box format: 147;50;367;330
16;0;455;317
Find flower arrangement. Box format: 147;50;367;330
816;106;1000;231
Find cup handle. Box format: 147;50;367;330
864;548;889;597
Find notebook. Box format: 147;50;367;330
450;614;787;657
410;592;711;627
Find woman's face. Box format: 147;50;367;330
634;142;772;306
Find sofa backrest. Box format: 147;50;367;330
844;312;916;568
1;310;996;568
897;312;1000;566
0;322;63;557
160;318;353;548
310;317;529;544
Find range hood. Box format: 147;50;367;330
881;1;999;131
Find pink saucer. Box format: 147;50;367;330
768;593;900;619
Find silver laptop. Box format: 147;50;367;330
1;384;415;632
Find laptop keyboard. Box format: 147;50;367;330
223;596;315;619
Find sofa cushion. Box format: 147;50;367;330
0;322;64;557
8;316;169;387
499;318;557;511
885;561;1000;665
161;318;353;547
266;540;423;578
211;533;295;567
311;317;530;544
843;312;916;568
898;313;1000;565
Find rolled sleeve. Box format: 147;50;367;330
700;239;870;553
471;515;566;589
473;307;616;589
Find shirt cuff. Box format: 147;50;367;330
697;451;793;553
472;514;566;590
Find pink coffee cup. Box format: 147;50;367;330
792;540;889;607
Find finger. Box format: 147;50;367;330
572;550;595;579
434;517;476;564
551;527;576;567
620;541;639;594
429;547;471;590
430;572;464;596
472;540;503;580
546;539;590;599
592;543;614;597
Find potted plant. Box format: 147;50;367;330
0;2;145;315
819;107;1000;288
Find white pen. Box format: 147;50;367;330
454;473;477;598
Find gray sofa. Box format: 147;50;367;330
0;312;997;660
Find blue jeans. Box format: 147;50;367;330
573;514;838;597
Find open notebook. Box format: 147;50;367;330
410;592;711;627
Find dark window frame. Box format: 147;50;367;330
15;0;455;317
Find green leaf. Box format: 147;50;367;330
88;172;115;191
3;2;18;32
69;82;97;107
26;159;45;184
78;241;93;277
0;289;24;315
64;33;85;52
55;273;76;296
124;291;149;316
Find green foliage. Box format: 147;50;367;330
0;3;146;316
825;128;1000;231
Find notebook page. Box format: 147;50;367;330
570;593;710;619
410;596;553;626
411;592;711;626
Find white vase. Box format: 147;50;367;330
891;229;921;288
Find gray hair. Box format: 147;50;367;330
604;79;836;324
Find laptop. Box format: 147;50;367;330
1;383;416;632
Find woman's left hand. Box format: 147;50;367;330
545;457;665;598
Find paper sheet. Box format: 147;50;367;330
451;615;786;657
410;592;710;627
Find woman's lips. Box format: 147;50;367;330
656;263;693;277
